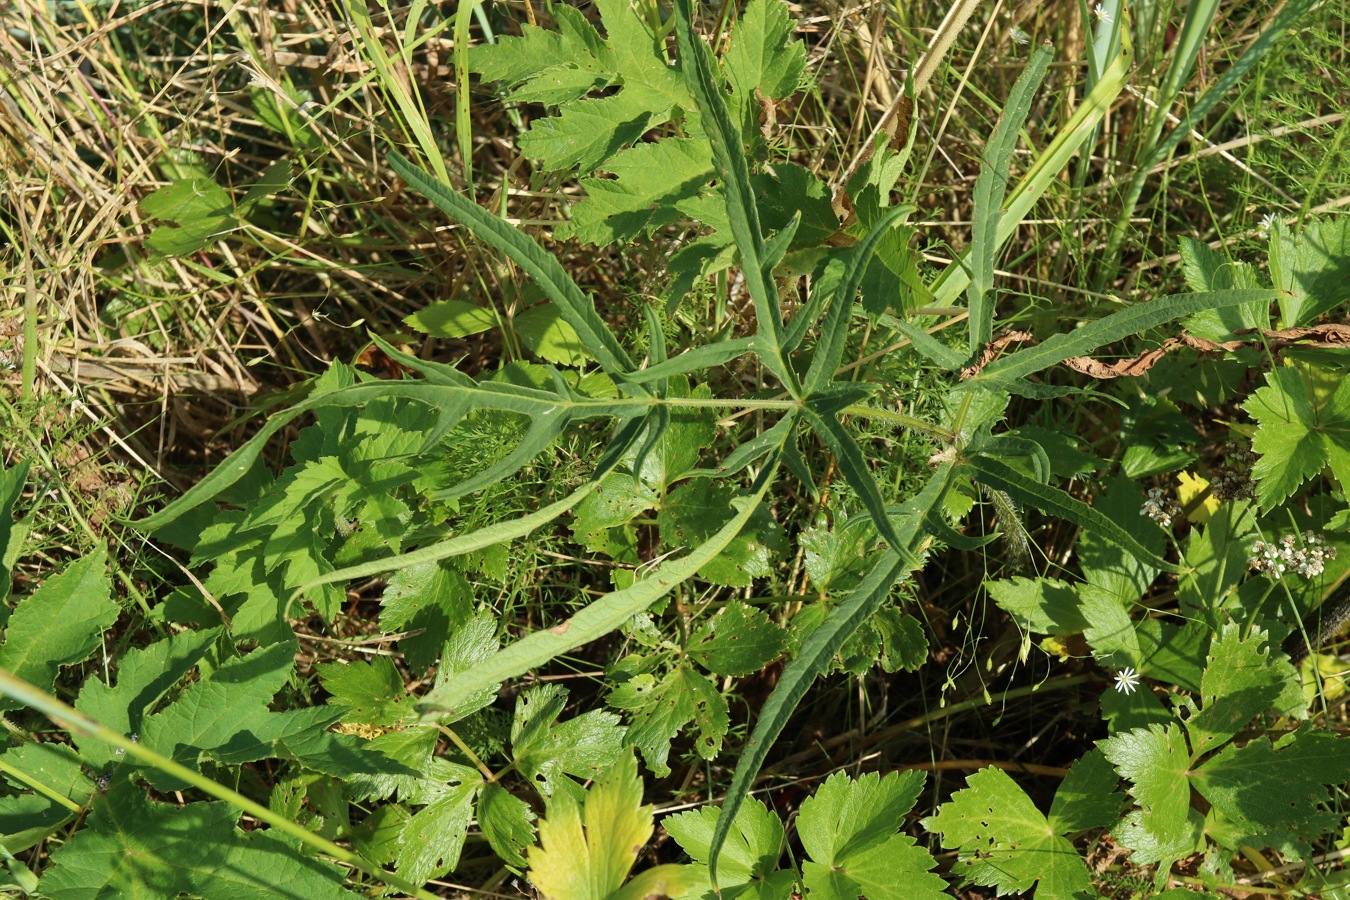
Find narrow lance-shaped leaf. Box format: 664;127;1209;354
972;289;1284;385
968;44;1052;357
802;405;909;556
388;152;641;385
966;454;1183;574
416;419;792;718
708;462;954;885
134;378;654;532
930;29;1132;306
624;336;758;384
671;0;796;393
803;204;915;395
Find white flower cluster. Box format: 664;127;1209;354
1249;532;1336;579
1140;487;1181;528
1210;442;1256;501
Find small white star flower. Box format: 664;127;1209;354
1113;667;1141;695
1010;26;1030;45
1093;2;1112;24
1258;212;1278;237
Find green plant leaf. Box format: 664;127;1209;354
671;0;792;392
932;29;1133;305
803;203;915;394
1269;217;1350;327
1244;367;1350;509
478;783;536;868
608;664;728;777
922;766;1094;897
985;576;1087;635
0;458;31;608
966;454;1182;574
0;547;118;711
663;797;792;900
686;601;787;676
708;462;952;884
137;641;298;789
1184;624;1294;757
417;436;786;719
73;628;221;770
657;480;784;587
561;138;714;246
403;300;497;339
526;751;692;900
1048;748;1129;833
797;770;946;900
389;152;640;383
516;304;596;367
0;742;92;853
967;44;1053;357
1099;723;1204;868
1190;724;1350;855
972;289;1283;385
316;655;416;727
396;777;481;884
39;785;355;898
721;0;807;138
512;684;628;796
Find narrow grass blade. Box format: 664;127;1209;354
707;462;953;884
671;0;795;393
347;0;450;185
966;454;1182;574
415;426;791;718
968;45;1053;357
1147;0;1317;172
974;288;1282;384
389;152;641;383
803;204;915;394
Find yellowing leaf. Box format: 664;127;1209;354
527;752;691;900
1176;470;1219;523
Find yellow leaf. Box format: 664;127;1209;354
1176;471;1219;524
528;752;694;900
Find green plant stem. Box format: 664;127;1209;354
0;758;82;812
437;724;495;782
0;668;443;900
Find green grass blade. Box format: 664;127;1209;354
803;204;915;394
415;421;793;718
974;288;1283;383
707;462;953;885
1147;0;1318;172
388;151;641;383
968;45;1053;357
671;0;795;393
966;454;1182;574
